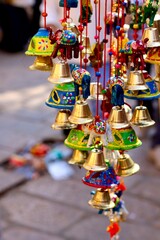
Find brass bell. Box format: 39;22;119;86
108;106;130;129
124;104;133;122
125;71;148;91
130;106;155;128
142;27;160;48
154;13;160;37
154;64;160;82
68;149;88;165
48;61;73;84
68;100;93;124
29;56;53;71
51;110;77;130
83;149;107;171
145;47;160;64
88;82;107;101
116;153;140;177
82;36;92;56
88;189;115;210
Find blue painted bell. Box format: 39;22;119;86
45;82;76;110
124;71;160;100
25;28;53;56
82;166;119;189
59;0;78;8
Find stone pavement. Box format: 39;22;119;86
0;50;160;240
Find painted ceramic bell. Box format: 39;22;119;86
107;126;142;151
130;106;155;128
145;47;160;64
45;82;76;110
48;61;73;84
125;71;148;91
59;0;78;8
82;166;119;189
51;109;77;129
108;106;130;129
88;189;115;210
29;56;53;71
68;149;88;165
142;27;160;48
116;153;140;177
88;82;107;100
25;28;53;56
83;149;107;171
64;128;92;151
124;71;160;100
68;100;93;124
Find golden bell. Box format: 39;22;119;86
88;189;115;210
68;149;88;165
154;64;160;82
82;36;92;56
88;82;107;100
51;110;77;130
130;106;155;128
142;27;160;48
83;149;107;171
29;56;53;71
116;153;140;177
48;61;73;84
68;100;93;124
125;71;148;91
108;106;130;129
145;47;160;64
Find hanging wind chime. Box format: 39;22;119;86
25;0;160;239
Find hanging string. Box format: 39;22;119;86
109;0;113;81
133;0;139;40
79;0;83;69
42;0;47;28
84;0;90;69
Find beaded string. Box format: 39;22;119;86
42;0;47;28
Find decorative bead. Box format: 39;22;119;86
103;39;108;43
94;35;99;40
96;72;101;77
115;63;121;69
96;26;102;31
78;25;84;32
79;45;84;50
83;58;88;63
133;33;138;39
42;12;48;17
109;52;113;56
116;26;120;31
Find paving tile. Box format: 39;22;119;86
127;176;160;206
0;192;84;234
123;194;160;225
20;175;94;212
2;227;65;240
0;169;26;194
63;214;108;240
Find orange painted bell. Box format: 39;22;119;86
116;153;140;177
29;56;53;71
125;71;148;91
88;188;115;210
83;149;107;171
130;106;155;128
108;106;130;129
48;61;73;84
68;149;88;166
51;109;77;130
68;100;93;124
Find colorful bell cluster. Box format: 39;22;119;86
25;0;160;239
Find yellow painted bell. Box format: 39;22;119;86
88;189;115;210
142;27;160;48
51;110;77;130
130;106;155;128
48;61;73;84
83;149;107;171
125;71;148;91
116;153;140;177
88;82;107;100
108;106;130;129
68;100;93;124
82;36;92;56
68;149;88;165
25;28;53;56
29;56;53;71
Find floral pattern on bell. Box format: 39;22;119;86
82;166;119;189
